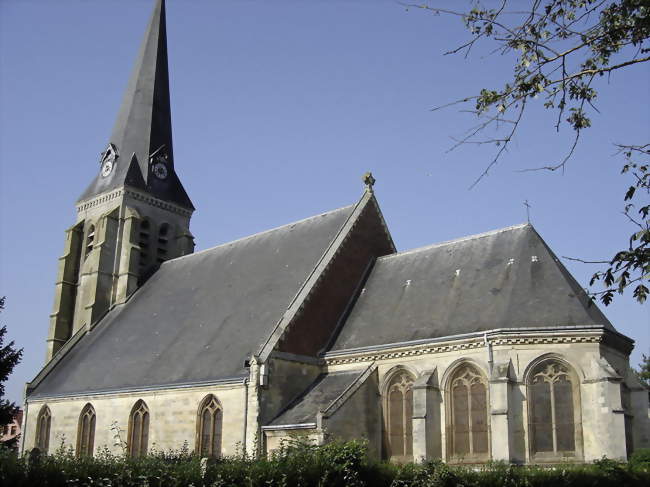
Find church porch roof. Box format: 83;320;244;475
268;370;365;427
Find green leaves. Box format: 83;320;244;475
567;108;592;130
589;145;650;305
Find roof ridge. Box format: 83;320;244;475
165;204;355;265
378;222;530;261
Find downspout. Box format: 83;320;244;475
242;377;249;456
19;399;28;455
484;332;493;373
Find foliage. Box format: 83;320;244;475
2;440;650;487
0;296;23;430
408;0;649;304
582;144;650;304
629;448;650;471
635;354;650;386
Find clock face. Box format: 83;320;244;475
99;143;118;178
152;162;168;180
101;160;114;177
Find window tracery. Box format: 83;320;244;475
76;403;96;457
528;360;580;458
128;400;150;457
197;395;222;457
385;371;414;461
448;364;489;461
35;405;51;453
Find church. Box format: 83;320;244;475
21;0;649;464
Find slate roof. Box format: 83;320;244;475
30;205;354;398
330;223;614;352
78;0;193;209
270;370;362;426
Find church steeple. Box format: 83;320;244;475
78;0;193;210
47;0;195;362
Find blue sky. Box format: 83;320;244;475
0;0;648;404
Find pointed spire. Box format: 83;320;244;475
78;0;194;210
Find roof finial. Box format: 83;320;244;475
524;199;532;223
362;171;376;193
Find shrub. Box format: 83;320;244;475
2;441;650;486
629;448;650;471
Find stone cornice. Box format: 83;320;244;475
324;326;616;366
76;186;193;217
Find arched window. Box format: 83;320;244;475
156;223;170;265
35;405;51;453
528;360;581;459
447;364;489;462
385;370;414;461
128;400;149;457
76;403;96;457
197;395;223;457
84;224;95;259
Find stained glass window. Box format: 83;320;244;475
385;371;414;461
36;405;51;453
197;395;222;457
529;361;579;458
76;404;96;457
128;400;150;457
449;364;489;461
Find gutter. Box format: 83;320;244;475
261;423;317;431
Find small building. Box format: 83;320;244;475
1;409;23;451
21;0;649;464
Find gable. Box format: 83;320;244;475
330;224;615;352
273;196;395;357
29;205;354;398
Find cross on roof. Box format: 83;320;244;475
524;199;532;223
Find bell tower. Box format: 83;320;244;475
46;0;194;361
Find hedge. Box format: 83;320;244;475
1;440;649;487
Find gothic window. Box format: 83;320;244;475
448;364;489;461
528;360;580;459
138;220;151;269
156;223;170;264
197;395;223;457
84;224;95;259
35;405;51;453
128;400;150;457
385;371;414;461
76;404;96;457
